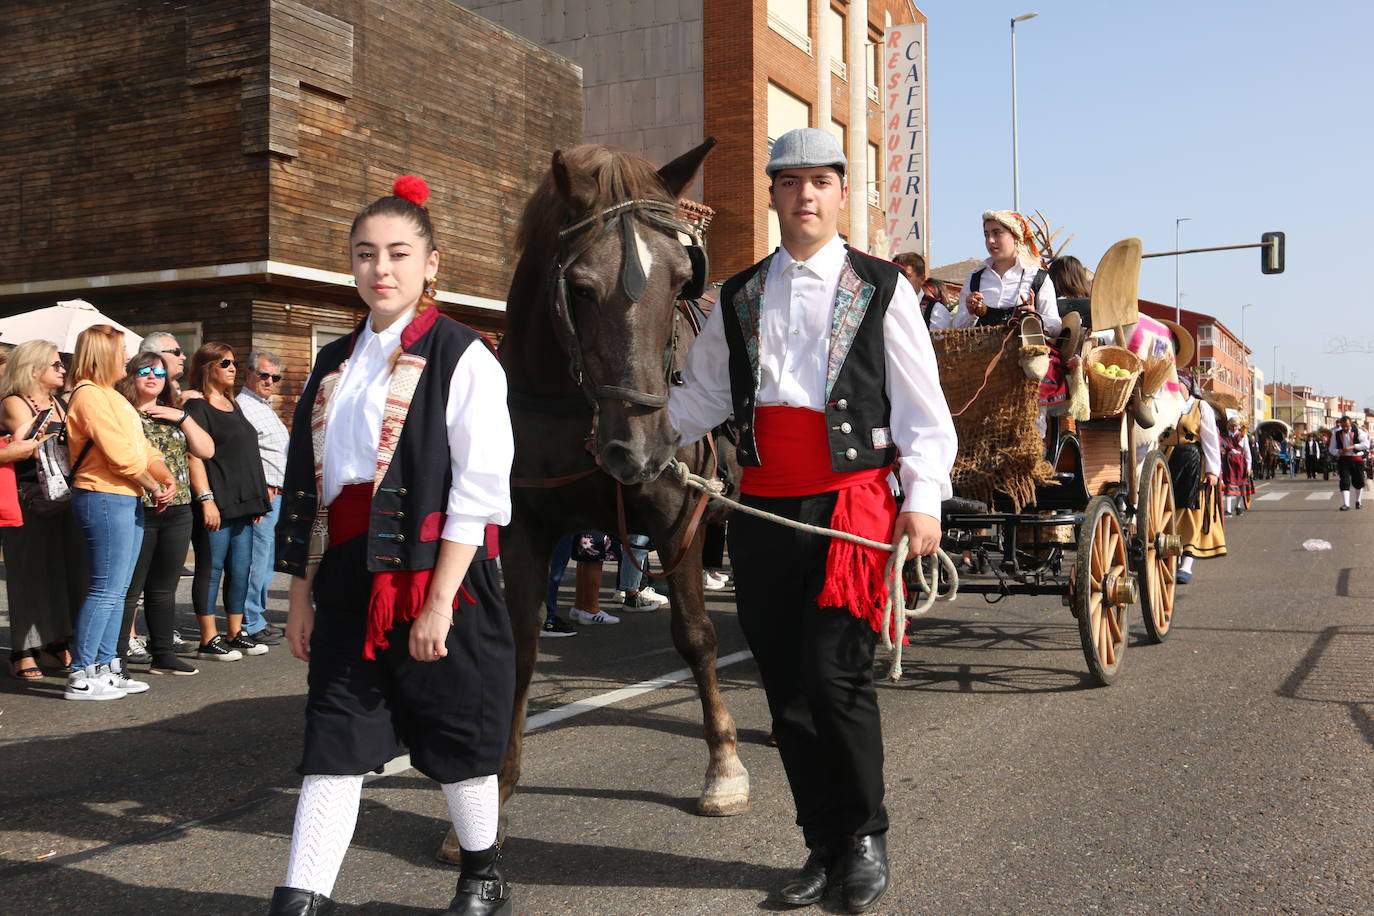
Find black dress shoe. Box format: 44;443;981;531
841;833;890;913
267;886;335;916
778;843;839;906
444;844;512;915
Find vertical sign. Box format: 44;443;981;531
883;23;927;261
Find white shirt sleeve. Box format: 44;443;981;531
1035;274;1062;337
927;301;953;331
884;276;958;517
441;341;514;545
667;300;734;446
1198;400;1221;476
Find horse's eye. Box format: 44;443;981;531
569;282;597;302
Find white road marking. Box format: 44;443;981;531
1256;491;1289;501
370;649;755;781
1306;491;1336;501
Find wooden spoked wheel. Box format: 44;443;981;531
1074;496;1130;686
1137;450;1178;644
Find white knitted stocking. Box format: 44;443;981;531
284;774;363;897
442;774;499;851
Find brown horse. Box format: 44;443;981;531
450;141;749;853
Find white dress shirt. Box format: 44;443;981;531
322;309;513;546
668;234;957;518
937;258;1061;336
1329;427;1370;458
1185;396;1222;477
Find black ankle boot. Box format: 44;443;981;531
267;886;336;916
778;841;839;906
444;844;512;915
841;833;890;913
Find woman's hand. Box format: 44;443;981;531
1204;473;1219;488
153;485;176;512
410;609;452;662
200;499;221;531
967;291;987;317
142;405;184;423
286;582;315;662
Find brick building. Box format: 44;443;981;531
0;0;581;416
1139;302;1251;418
461;0;925;282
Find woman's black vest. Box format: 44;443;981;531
275;311;488;577
720;246;900;473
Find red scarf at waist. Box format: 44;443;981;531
742;406;900;639
328;483;493;660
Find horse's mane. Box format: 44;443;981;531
515;145;672;254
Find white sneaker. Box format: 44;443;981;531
703;572;727;591
569;607;621;625
637;586;670;606
65;665;127;701
107;661;149;695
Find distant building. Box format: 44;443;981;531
1266;383;1325;431
1139;303;1251;419
0;0;582;416
461;0;925;281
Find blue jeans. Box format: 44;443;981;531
544;535;574;622
70;489;145;670
242;494;281;634
192;510;255;622
616;533;651;592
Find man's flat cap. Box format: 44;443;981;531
766;128;847;177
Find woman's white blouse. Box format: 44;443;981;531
322;310;513;546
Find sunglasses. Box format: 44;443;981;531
217;358;236;369
256;371;282;383
50;361;66;371
136;367;168;379
161;348;182;357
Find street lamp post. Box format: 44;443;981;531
1175;217;1191;325
1241;303;1255;421
1271;345;1278;422
1010;13;1038;212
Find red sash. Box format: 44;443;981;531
328;483;486;660
743;407;899;639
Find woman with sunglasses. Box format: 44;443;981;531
0;340;86;680
116;353;214;675
182;343;272;662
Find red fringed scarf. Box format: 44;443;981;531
328;483;494;660
742;407;899;640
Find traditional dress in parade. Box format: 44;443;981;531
1328;425;1370;506
1220;429;1254;500
669;234;956;848
1161;396;1226;559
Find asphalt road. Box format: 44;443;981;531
2;474;1371;915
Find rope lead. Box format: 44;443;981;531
668;460;959;681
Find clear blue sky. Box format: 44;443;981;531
920;0;1374;407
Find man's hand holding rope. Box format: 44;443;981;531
893;511;941;556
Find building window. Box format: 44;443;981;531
867;142;881;208
312;324;353;362
767;82;812;254
768;0;811;54
1196;324;1214;344
867;32;882;104
828;7;846;79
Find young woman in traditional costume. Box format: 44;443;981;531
1161;359;1225;584
268;177;515;916
933;209;1061;337
1220;416;1254;516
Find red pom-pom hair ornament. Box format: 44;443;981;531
392;175;430;207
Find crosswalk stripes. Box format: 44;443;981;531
1306;491;1336;501
1256;491;1289;501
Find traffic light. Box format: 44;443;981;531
1261;231;1285;274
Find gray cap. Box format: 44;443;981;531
766;128;847;177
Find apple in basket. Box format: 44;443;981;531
1091;362;1131;379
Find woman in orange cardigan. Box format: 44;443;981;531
63;325;175;701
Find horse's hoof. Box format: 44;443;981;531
696;773;750;816
436;825;462;865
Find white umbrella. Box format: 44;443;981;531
0;299;141;357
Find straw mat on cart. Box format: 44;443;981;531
931;325;1055;512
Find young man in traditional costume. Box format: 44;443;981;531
668;128;956;913
1329;414;1369;510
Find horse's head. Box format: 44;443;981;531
508;140;715;485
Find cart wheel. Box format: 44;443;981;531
1074;496;1130;685
1137;450;1178;644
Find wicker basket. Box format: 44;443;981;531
1084;345;1142;418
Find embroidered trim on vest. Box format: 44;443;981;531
732;255;770;394
827;259;876;399
374;353;428;492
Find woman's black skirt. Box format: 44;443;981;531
1169;442;1203;510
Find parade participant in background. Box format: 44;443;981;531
1;340;85;680
183;343;272;662
934;209;1061;337
64;325;175;700
116;352;214;676
892;251;925;290
918;277;952;329
1161;371;1225;584
1047;254;1092;301
237;350;291;645
1328;415;1369;510
669;128;956;913
1220;416;1253;516
1304;432;1323;479
270;176;515;916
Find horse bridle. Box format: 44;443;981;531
550;198;708;411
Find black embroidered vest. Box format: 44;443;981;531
275;310;488;577
720;246;901;473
